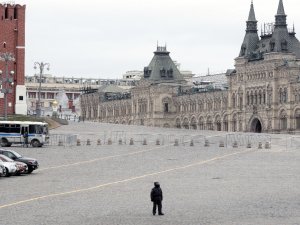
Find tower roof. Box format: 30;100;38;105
277;0;286;15
142;46;185;84
248;1;257;22
239;1;259;57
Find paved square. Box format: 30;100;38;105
0;122;299;225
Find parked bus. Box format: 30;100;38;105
0;121;49;147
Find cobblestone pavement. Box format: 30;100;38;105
0;122;299;225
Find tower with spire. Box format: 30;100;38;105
239;1;259;57
238;0;300;59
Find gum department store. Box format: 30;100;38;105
81;0;300;133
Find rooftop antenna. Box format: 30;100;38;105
293;23;295;33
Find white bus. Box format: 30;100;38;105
0;121;49;147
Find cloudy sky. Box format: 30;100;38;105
14;0;300;78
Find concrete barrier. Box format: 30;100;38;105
129;138;134;145
204;139;209;147
58;139;63;146
143;139;147;145
258;142;263;149
219;140;225;148
118;139;122;145
190;140;194;146
265;142;271;149
86;139;91;146
174;139;179;146
156;139;160;145
233;141;238;148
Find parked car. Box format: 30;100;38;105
0;164;6;177
0;155;28;175
0;149;39;174
0;158;17;177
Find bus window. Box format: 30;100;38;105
29;125;36;134
37;126;43;134
10;125;21;133
0;124;6;133
43;126;49;135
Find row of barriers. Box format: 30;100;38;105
48;132;300;150
47;132;273;149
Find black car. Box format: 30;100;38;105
0;149;39;174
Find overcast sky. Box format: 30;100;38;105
14;0;300;79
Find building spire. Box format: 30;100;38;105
275;0;287;27
239;1;259;57
246;1;257;32
248;1;256;22
277;0;286;15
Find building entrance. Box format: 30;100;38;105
250;118;262;133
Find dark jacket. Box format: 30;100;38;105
151;184;163;202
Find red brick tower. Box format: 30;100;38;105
0;3;26;117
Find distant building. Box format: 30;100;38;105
0;3;27;116
25;74;134;116
122;71;143;80
81;0;300;133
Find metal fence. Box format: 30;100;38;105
48;134;78;147
47;130;300;150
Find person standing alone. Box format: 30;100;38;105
150;182;164;216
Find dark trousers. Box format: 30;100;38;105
152;201;162;215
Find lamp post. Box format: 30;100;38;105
0;52;15;120
34;62;50;117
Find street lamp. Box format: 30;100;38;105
34;62;50;117
0;52;15;120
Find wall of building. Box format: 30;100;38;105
0;4;26;116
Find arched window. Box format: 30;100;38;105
175;118;181;129
5;7;8;19
198;117;204;130
207;117;213;130
223;115;228;132
232;114;237;132
232;94;236;108
284;88;288;103
254;91;258;105
281;39;288;51
215;116;221;131
270;41;275;51
241;45;246;56
296;110;300;130
14;7;18;19
259;91;262;104
280;110;287;130
247;92;250;105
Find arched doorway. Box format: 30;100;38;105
251;118;262;133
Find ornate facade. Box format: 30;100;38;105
81;0;300;133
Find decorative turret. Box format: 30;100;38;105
275;0;287;28
270;0;290;53
246;0;257;32
143;46;185;84
239;1;259;57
